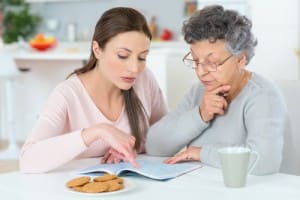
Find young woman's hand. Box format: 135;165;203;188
199;85;230;122
164;146;201;164
82;123;138;167
101;148;137;164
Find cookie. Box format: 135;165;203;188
66;176;91;188
73;186;85;193
105;178;124;184
106;181;124;192
66;175;125;193
81;182;109;193
93;174;118;182
114;177;124;184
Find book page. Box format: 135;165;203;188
124;160;201;180
78;162;127;175
78;158;202;180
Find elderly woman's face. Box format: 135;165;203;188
190;40;243;92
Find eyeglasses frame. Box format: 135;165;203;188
182;52;233;72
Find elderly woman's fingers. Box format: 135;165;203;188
211;85;231;96
164;152;190;164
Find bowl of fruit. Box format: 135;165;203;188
29;33;57;51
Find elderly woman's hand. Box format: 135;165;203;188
164;146;201;164
200;85;230;122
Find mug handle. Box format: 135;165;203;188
248;151;260;174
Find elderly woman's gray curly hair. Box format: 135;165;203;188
183;5;257;65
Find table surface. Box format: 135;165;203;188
0;155;300;200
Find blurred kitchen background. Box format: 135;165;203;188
0;0;299;145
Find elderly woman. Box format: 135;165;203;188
145;5;288;175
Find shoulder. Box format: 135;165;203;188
50;74;84;101
247;73;283;98
133;68;165;115
171;81;204;111
189;82;205;95
133;68;160;94
184;82;205;105
135;68;157;86
244;72;287;113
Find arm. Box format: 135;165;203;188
20;87;137;173
20;88;87;173
244;91;287;174
145;84;210;156
200;90;288;175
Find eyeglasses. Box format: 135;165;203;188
182;52;233;72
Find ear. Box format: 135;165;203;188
237;54;247;69
92;41;102;59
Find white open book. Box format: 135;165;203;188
78;158;202;181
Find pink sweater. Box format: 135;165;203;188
20;68;168;173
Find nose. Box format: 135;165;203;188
127;58;141;73
195;64;209;77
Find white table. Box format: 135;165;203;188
0;156;300;200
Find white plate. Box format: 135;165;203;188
66;179;136;196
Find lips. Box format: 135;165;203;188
201;80;213;86
121;76;136;84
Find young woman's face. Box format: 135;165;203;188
94;31;150;90
190;40;245;92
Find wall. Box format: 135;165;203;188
248;0;299;80
29;0;185;41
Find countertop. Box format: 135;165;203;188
5;41;188;61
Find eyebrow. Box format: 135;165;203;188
118;47;149;54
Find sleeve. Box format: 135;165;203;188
200;89;288;175
145;84;210;156
20;86;88;173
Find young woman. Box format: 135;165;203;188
146;5;288;175
20;7;167;173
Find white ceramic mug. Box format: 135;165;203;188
218;147;259;188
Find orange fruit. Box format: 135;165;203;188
34;33;46;43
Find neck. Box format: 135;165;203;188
80;68;123;103
226;70;251;103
